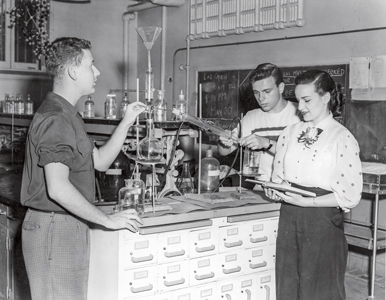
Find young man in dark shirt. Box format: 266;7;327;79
21;37;146;300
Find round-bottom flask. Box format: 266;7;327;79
138;119;163;162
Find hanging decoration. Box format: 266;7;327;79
7;0;50;58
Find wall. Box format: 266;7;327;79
135;0;386;278
49;0;137;116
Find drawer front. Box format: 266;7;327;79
216;250;244;279
244;245;276;274
193;282;217;300
157;260;189;292
157;230;189;263
189;226;218;258
218;224;245;253
256;271;276;300
123;235;158;269
244;218;278;248
122;265;157;299
189;255;218;285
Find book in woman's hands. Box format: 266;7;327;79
245;179;316;197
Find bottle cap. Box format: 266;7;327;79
206;147;213;157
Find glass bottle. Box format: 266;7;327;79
175;90;187;121
105;94;117;119
15;94;24;114
200;147;220;193
138;118;163;162
118;173;145;214
25;94;34;115
84;95;95;118
154;90;167;122
177;161;195;195
132;173;145;214
3;93;9;113
8;94;15;114
120;92;130;118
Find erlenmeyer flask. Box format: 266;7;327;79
177;161;195;195
138;119;163;162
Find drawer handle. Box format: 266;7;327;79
164;249;185;258
249;261;267;269
224;240;243;248
164;278;185;287
250;236;268;243
195;245;215;253
131;254;154;263
264;285;270;300
195;272;215;280
222;266;241;274
130;284;153;293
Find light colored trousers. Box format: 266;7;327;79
22;209;90;300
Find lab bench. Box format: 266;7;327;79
88;192;280;300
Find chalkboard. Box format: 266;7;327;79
198;64;349;145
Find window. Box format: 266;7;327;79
0;0;49;71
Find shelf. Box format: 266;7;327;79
344;222;386;250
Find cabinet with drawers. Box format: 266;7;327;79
88;214;278;300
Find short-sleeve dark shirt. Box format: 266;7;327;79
21;92;95;212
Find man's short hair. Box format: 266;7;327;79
45;37;91;83
249;63;283;87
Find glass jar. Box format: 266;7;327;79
200;147;220;193
84;95;95;118
138;119;163;162
243;148;260;176
105;94;117;119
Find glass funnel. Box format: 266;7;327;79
138;118;164;162
136;26;162;105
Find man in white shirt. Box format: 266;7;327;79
218;63;301;182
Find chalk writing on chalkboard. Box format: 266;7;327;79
198;64;349;145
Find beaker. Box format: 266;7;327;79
243;148;260;176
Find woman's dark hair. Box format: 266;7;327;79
249;63;283;87
295;69;345;117
45;37;91;83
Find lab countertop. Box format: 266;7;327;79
0;170;280;230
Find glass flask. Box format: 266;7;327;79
243;148;260;176
105;94;117;119
200;147;220;193
120;92;130;118
175;90;187;121
84;95;95;118
154;90;167;122
138;118;164;162
177;161;195;195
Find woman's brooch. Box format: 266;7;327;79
297;127;323;148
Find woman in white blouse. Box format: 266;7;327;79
266;69;363;300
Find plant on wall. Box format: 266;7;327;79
7;0;50;58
